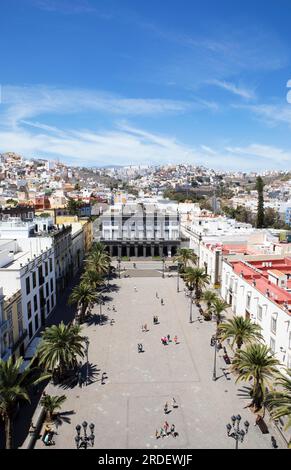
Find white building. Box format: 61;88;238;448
0;238;56;347
221;257;291;372
100;203;181;257
198;230;280;286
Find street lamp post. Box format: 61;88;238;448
226;415;249;449
84;336;90;386
75;421;95;449
117;257;121;279
162;256;166;279
189;288;194;323
212;336;218;381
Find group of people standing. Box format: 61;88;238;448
155;398;179;439
161;335;178;346
155;292;164;306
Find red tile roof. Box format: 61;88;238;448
231;259;291;312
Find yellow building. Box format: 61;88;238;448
56;216;93;253
80;219;93;253
55;215;79;224
1;289;26;361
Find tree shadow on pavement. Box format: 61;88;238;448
57;363;100;390
237;385;255;407
85;313;109;326
53;410;75;428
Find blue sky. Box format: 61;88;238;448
0;0;291;170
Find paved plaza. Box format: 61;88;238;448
35;265;284;449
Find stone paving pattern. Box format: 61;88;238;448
35;265;284;449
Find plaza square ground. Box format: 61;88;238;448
35;264;286;450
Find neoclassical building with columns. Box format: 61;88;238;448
99;203;181;258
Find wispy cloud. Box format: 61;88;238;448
234;102;291;128
207;79;256;100
0;85;194;127
0;119;289;171
225;144;291;162
0;122;201;167
200;145;217;155
30;0;106;16
194;98;220;112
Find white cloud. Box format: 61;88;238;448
0;123;202;167
208;79;256;100
31;0;100;15
225;144;291;162
194;99;220;112
1;119;288;171
1;85;290;171
200;145;217;155
234;103;291;128
0;85;193;127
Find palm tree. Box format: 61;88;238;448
201;290;219;318
183;267;210;300
218;316;263;350
0;357;49;449
81;269;104;290
40;394;67;422
69;281;97;322
231;343;280;410
265;370;291;431
37;322;85;377
212;298;228;327
173;248;197;271
87;250;110;276
91;242;108;254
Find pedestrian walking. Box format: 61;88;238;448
167;334;170;342
161;298;164;305
160;427;165;438
155;429;159;439
164;402;168;414
144;323;147;332
164;421;169;434
134;286;137;292
172;397;178;408
156;292;158;298
173;335;178;345
170;424;176;436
